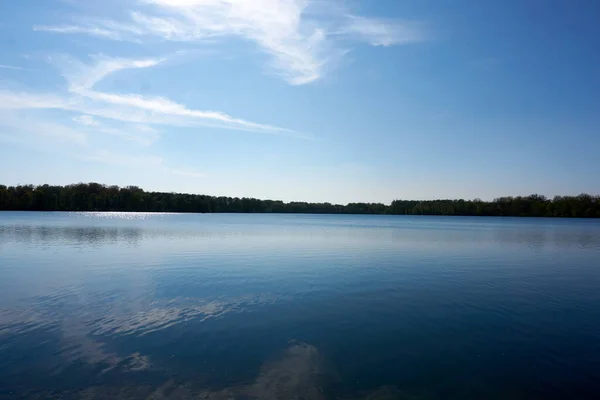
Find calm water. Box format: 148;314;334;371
1;212;600;399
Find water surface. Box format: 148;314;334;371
1;212;600;399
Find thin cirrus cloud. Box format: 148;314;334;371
72;115;161;146
338;15;425;46
33;25;124;41
73;115;100;126
34;0;425;85
0;51;292;180
4;0;425;184
0;53;300;136
0;64;24;70
52;54;166;93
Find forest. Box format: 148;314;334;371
0;183;599;217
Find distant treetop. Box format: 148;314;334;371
0;183;598;218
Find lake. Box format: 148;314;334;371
1;212;600;399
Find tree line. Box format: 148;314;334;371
0;183;599;218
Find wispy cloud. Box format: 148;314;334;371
4;0;420;184
34;25;124;40
0;109;201;178
49;54;165;92
339;15;425;46
34;0;425;84
0;54;300;136
73;115;99;126
102;124;161;147
0;91;70;110
0;64;24;70
80;90;295;133
0;50;299;180
73;114;160;146
0;89;304;137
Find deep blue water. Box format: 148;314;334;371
1;212;600;399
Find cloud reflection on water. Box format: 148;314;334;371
0;291;283;378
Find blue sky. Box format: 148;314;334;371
0;0;599;204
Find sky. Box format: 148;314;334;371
0;0;599;204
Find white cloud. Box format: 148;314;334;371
0;64;24;70
131;0;334;84
133;124;158;133
0;108;197;179
50;54;165;93
0;54;300;136
34;25;125;40
73;115;99;126
80;90;294;133
34;0;425;84
0;91;70;110
339;15;424;46
72;114;160;146
0;89;297;135
34;17;148;41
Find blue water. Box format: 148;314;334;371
1;212;600;399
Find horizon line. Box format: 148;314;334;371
1;182;598;207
